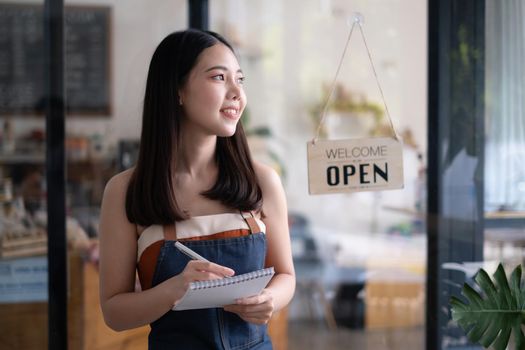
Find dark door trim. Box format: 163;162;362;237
189;0;208;30
426;1;485;349
44;0;67;349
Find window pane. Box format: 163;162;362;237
484;5;525;346
484;0;525;213
210;1;427;349
63;0;186;348
0;1;49;349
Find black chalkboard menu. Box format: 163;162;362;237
0;4;111;116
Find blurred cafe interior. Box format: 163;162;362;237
1;1;524;349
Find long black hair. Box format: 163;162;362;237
126;29;262;225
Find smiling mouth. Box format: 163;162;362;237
220;108;240;119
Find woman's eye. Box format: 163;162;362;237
237;76;245;84
212;74;225;81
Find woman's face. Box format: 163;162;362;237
179;43;246;137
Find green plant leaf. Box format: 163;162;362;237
450;264;525;350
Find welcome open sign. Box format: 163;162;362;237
307;137;404;194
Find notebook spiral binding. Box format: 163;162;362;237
190;267;275;290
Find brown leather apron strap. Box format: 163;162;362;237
163;224;177;240
241;211;261;234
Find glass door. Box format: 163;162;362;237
210;1;428;349
428;1;524;349
63;0;188;349
0;1;49;349
1;0;189;349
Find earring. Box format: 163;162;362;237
179;98;183;106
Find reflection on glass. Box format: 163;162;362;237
484;0;525;273
485;0;525;213
482;5;525;348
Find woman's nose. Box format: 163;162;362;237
227;81;242;100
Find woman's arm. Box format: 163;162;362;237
224;162;295;324
258;163;296;310
99;171;233;331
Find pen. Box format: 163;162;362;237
174;241;209;262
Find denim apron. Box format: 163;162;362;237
148;214;273;350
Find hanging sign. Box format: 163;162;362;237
307;13;404;195
307;137;404;194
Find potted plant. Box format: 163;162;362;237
450;263;525;349
309;83;386;139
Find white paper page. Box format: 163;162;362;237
172;269;274;311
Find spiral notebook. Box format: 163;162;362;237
172;267;275;311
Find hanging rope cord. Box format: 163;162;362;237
312;20;400;144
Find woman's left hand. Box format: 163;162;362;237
223;289;274;324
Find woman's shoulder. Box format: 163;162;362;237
102;168;144;234
253;160;282;189
253;160;281;186
103;167;135;198
252;161;287;224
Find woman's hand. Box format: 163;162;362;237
171;261;235;303
223;289;274;324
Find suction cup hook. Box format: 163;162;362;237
347;12;365;27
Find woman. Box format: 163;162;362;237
99;29;295;349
